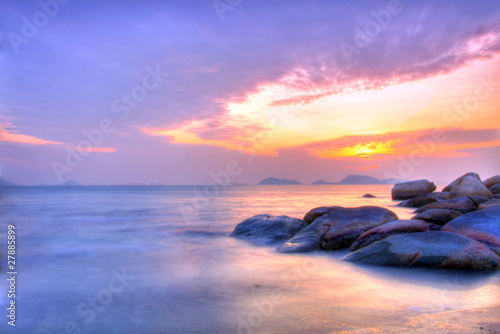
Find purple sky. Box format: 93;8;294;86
1;0;499;185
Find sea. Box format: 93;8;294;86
0;185;499;334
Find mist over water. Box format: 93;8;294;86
0;185;499;333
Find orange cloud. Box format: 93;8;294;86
77;147;116;153
303;128;500;160
0;127;61;145
346;165;380;171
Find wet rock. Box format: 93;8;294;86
415;197;479;214
448;176;493;199
483;175;500;189
362;194;376;198
342;231;500;270
392;180;436;200
398;195;438;208
350;219;430;251
278;206;398;253
303;206;341;225
442;172;481;192
442;206;500;256
413;209;462;225
479;199;500;210
230;214;306;245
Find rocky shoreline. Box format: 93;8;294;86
231;172;500;271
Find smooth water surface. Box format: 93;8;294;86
0;185;499;333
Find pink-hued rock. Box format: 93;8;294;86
442;206;500;256
442;172;481;192
343;231;500;270
483;175;500;189
351;219;430;251
448;176;493;199
278;206;398;253
415;197;478;214
303;206;342;224
392;180;436;200
479;199;500;210
413;209;462;225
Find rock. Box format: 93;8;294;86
278;206;398;253
398;195;438;208
479;199;500;210
415;197;479;214
350;219;430;251
413;209;462;225
303;206;341;225
442;206;500;256
442;172;481;192
448;176;493;199
490;184;500;194
391;180;436;200
483;175;500;189
362;194;376;198
230;214;306;245
342;231;500;270
428;192;450;200
468;195;491;206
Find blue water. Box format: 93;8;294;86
0;185;499;334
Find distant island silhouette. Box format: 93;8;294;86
258;175;407;185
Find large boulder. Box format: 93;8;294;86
303;206;341;225
277;206;398;253
391;180;436;200
490;184;500;195
398;195;438;208
350;219;430;251
342;231;500;270
442;172;481;192
483;175;500;189
442;206;500;256
448;176;493;199
479;199;500;210
413;209;462;225
415;197;479;214
230;214;306;245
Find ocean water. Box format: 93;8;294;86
0;185;499;334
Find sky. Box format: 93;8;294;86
0;0;499;185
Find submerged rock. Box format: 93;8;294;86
442;206;500;256
350;219;430;251
230;214;306;246
391;180;436;200
483;175;500;189
442;172;481;192
277;206;398;253
413;209;462;225
415;197;479;214
448;176;492;199
303;206;341;225
362;194;376;198
342;231;500;270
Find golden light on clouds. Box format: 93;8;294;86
143;55;500;160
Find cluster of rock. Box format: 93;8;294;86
230;172;500;271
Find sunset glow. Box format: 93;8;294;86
1;0;499;185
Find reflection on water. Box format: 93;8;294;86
0;185;498;333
